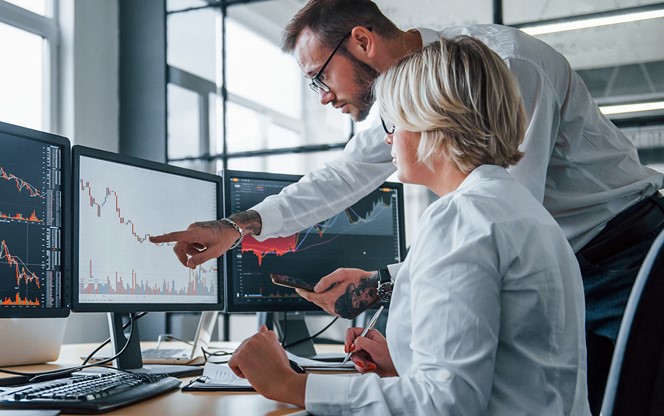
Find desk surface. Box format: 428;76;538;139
1;342;341;416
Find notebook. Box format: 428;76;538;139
0;318;67;367
140;311;219;365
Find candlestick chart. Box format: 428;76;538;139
0;135;62;310
77;156;219;305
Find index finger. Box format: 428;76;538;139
345;327;366;351
227;355;245;379
345;327;382;351
314;274;343;293
149;230;189;244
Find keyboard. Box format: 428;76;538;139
0;371;181;414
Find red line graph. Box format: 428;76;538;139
241;235;299;266
238;192;393;266
0;210;43;223
0;166;45;198
1;293;40;306
0;240;42;289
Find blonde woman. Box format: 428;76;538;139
228;37;590;415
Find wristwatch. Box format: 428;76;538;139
377;268;393;303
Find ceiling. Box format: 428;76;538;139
166;0;663;154
221;0;664;122
229;0;664;70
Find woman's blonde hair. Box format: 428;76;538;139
375;36;525;173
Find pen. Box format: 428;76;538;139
342;305;385;365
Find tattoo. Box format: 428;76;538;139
195;220;225;230
334;272;379;319
229;210;262;236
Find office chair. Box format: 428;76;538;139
600;229;664;416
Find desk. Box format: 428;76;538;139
2;342;346;416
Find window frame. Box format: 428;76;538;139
0;0;59;132
165;2;350;175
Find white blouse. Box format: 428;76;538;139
305;166;590;415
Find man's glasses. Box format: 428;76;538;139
380;115;395;135
309;32;351;94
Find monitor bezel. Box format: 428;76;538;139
71;145;224;313
222;169;406;313
0;121;71;318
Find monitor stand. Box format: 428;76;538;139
266;312;345;362
107;312;202;378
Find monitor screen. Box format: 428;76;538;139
72;146;223;313
224;170;406;312
0;121;70;318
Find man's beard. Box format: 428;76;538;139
346;53;379;122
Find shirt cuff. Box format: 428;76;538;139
249;199;283;241
305;374;352;415
386;263;402;281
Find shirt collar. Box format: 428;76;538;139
457;165;509;192
413;28;440;47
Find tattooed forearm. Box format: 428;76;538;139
229;210;262;236
334;272;380;319
194;220;225;230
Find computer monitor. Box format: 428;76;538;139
72;146;223;375
0;121;70;318
223;170;405;356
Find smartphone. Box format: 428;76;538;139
270;273;316;292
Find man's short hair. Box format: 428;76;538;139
281;0;400;53
375;36;526;173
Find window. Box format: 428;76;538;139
0;0;58;132
167;83;203;159
166;0;351;176
4;0;48;16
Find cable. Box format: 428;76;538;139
81;312;148;365
282;316;339;349
30;313;140;382
0;312;146;383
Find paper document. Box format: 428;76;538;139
181;362;253;391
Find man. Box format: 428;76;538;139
150;0;664;412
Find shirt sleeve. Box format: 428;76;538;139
304;206;504;415
250;124;395;240
394;222;503;414
504;56;562;204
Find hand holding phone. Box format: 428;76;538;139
270;273;316;292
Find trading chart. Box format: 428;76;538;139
77;156;218;305
0;135;62;309
227;175;402;307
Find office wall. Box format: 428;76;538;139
59;0;120;343
59;0;119;152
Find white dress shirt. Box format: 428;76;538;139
305;166;590;415
251;24;662;252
